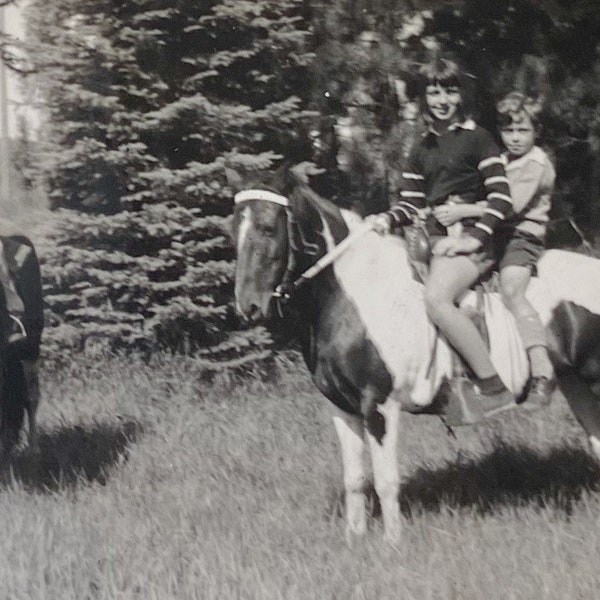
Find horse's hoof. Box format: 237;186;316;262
345;524;367;547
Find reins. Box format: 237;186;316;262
273;222;374;298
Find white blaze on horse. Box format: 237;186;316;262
233;179;600;542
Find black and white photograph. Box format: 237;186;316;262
0;1;599;598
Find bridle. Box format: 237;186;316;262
234;189;300;300
234;189;373;314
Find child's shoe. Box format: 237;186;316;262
523;376;555;411
445;376;515;426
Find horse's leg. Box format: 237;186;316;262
365;396;401;544
557;371;600;462
22;359;39;453
0;358;25;461
331;404;367;538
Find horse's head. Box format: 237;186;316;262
233;190;291;322
233;173;353;323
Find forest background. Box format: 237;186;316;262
7;0;600;365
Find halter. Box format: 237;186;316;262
234;189;373;313
234;189;298;287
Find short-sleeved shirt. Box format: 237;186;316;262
502;145;555;241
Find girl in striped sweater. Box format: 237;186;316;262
368;57;515;423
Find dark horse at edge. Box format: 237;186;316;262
0;232;43;462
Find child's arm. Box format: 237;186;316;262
367;154;426;234
433;202;485;226
471;138;513;243
385;151;426;227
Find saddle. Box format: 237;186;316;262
404;223;492;342
404;224;431;284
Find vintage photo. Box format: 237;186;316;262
0;1;599;598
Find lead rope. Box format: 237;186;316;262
273;222;375;307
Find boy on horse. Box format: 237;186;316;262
368;57;516;420
495;92;555;407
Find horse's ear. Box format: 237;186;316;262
225;167;244;192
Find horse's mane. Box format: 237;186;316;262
289;183;350;245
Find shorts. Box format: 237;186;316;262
494;229;545;272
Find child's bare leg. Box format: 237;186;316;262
425;256;496;378
425;255;514;422
500;265;553;379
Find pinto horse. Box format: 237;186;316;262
233;181;600;542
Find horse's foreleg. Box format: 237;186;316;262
558;370;600;462
365;396;401;544
331;405;367;539
22;359;40;453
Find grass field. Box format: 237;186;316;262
0;353;599;599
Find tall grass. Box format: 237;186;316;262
0;353;598;599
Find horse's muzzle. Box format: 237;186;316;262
235;299;268;324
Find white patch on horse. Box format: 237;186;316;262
237;205;252;256
531;250;600;321
334;211;453;404
331;405;367;536
331;214;600;407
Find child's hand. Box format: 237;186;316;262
432;235;482;257
433;204;468;227
365;213;392;235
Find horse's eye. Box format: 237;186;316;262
262;225;277;237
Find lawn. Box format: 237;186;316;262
0;353;598;600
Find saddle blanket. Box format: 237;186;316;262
407;290;529;407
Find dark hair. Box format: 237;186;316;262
416;57;466;120
418;57;462;91
496;91;543;129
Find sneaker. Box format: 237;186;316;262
445;376;515;426
523;376;555;411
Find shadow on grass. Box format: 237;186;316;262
333;443;600;521
0;420;141;493
398;443;600;518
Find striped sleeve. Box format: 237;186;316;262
471;133;513;243
386;152;426;227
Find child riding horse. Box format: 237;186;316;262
368;57;515;423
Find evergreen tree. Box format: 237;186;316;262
310;0;600;242
21;0;600;363
24;0;315;362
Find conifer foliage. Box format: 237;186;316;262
25;0;314;361
20;0;600;362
